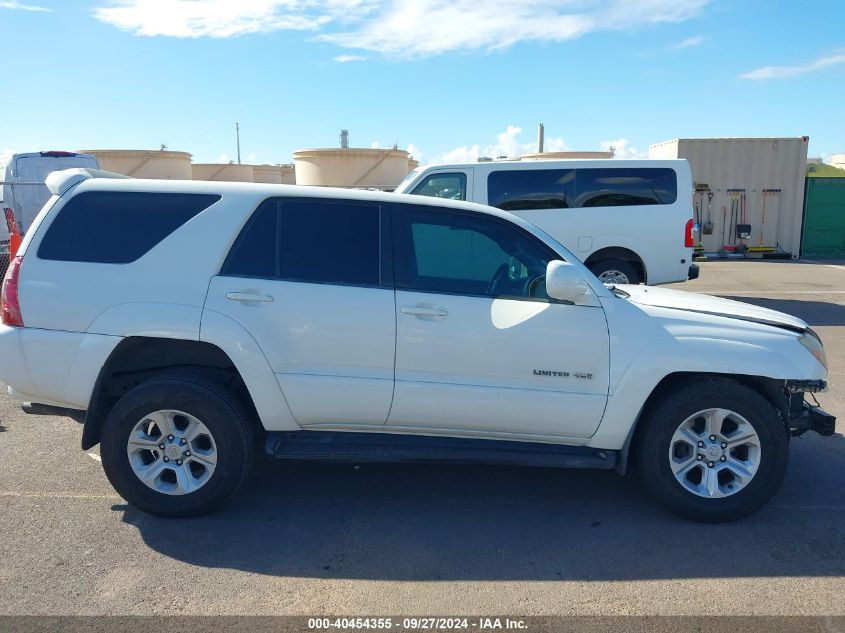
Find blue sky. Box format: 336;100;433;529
1;0;844;166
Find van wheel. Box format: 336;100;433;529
634;378;788;523
100;372;253;517
589;259;639;285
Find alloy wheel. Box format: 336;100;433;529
668;407;761;498
126;409;218;495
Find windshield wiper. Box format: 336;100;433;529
608;285;630;299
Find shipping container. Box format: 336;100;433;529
802;176;845;257
649;138;809;258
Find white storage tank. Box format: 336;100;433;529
293;148;411;189
82;149;193;180
649;137;809;258
192;163;254;182
829;153;845;169
252;164;295;184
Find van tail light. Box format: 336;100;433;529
3;208;16;233
1;256;24;327
684;218;695;248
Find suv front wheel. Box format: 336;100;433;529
635;378;788;522
100;372;254;517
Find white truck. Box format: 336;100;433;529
2;151;100;235
0;169;834;521
395;159;698;285
1;152;99;277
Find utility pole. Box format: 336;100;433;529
235;122;241;164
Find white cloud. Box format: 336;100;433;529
93;0;710;58
323;0;710;58
92;0;371;38
672;35;703;49
433;125;570;165
0;1;50;11
741;52;845;80
334;54;368;63
0;148;14;171
370;141;382;149
600;138;645;159
406;143;422;162
217;152;232;163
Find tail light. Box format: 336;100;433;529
684;218;695;248
3;208;15;233
1;256;23;327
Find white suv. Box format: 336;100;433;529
0;169;835;522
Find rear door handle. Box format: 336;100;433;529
401;306;448;317
226;292;275;303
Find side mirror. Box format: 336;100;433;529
545;260;591;302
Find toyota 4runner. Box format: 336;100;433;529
0;168;835;521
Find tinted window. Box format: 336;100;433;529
223;199;382;286
395;206;553;300
576;168;677;207
487;167;678;210
38;191;219;263
411;172;467;201
279;200;380;286
224;201;278;278
488;169;575;211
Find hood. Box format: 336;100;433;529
617;284;807;332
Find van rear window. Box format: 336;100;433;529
488;167;677;210
38;191;220;263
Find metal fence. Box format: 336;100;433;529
0;239;9;280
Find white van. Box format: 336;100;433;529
2;151;100;236
395;159;697;285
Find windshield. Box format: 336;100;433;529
394;168;421;193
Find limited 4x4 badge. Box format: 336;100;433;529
533;370;593;379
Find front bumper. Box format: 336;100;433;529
786;379;827;394
791;401;837;437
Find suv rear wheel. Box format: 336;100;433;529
100;372;253;517
635;378;788;522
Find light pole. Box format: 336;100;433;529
235;122;241;164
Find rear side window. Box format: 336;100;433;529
576;168;677;207
486;167;678;210
224;200;278;278
279;200;380;286
488;169;575;210
38;191;219;263
223;198;382;287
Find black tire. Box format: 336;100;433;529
634;377;788;523
100;372;254;518
588;258;640;285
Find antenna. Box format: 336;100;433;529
236;122;241;164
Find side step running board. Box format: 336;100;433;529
266;431;617;470
21;403;86;424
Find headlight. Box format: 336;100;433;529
799;329;828;370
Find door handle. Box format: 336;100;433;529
401;306;448;317
226;292;275;303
